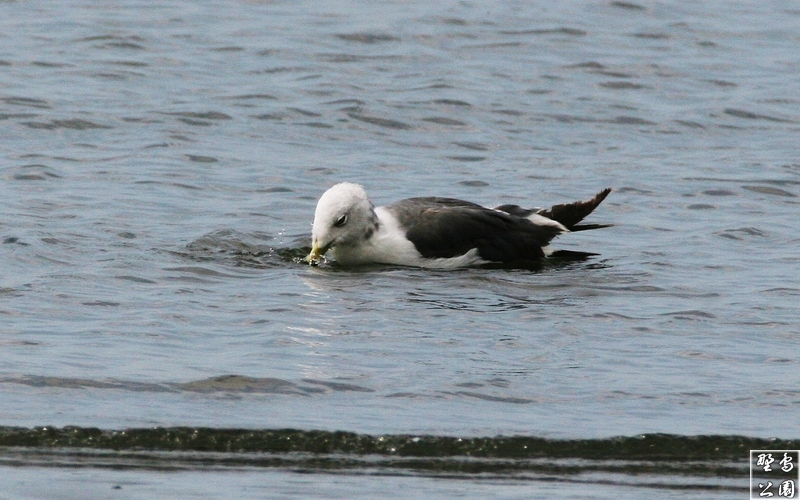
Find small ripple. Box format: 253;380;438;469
0;376;167;392
724;108;794;123
176;375;321;395
742;185;796;197
22;119;112;130
766;357;796;364
675;120;706;129
251;65;312;74
595;285;665;293
1;96;52;109
590;312;640;320
186;154;218;163
610;1;647;10
447;391;534;404
430;99;471;107
253;112;287;121
492;108;524;116
592;69;635;78
567;61;605;70
92;70;145;80
663;310;716;320
77;34;146;50
703;189;736;196
465;42;525;50
609;116;657;125
106;60;149;68
0;339;39;346
298;121;332;129
498;27;587;36
324;98;365;107
676;350;728;360
3;236;28;246
224;93;277;101
287;107;322;117
456;391;536;405
211;46;244;52
546;113;598;124
615;186;653;194
3;164;62;181
31;61;72;68
301;379;375;393
447;156;486;162
716;227;768;240
454;382;484;389
762;287;800;295
115;275;157;284
161;111;232;120
631;32;671;40
384;392;421;398
705;79;737;88
453;142;490;151
163;266;245;278
347;113;412;130
422;117;468;126
318;53;403;63
134;180;203;190
599;81;650;90
335;33;400;44
0;112;38;120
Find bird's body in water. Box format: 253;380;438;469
307;183;612;268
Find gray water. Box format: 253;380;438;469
2;0;799;498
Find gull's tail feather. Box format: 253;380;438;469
537;188;612;231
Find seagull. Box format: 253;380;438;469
306;182;611;268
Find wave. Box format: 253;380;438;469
2;426;796;493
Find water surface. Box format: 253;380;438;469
2;0;799;497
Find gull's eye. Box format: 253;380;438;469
333;214;348;227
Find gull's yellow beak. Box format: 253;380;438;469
305;241;328;265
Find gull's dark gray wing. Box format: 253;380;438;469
386;197;563;262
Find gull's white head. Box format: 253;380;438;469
306;182;378;264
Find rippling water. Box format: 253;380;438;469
2;0;799;498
